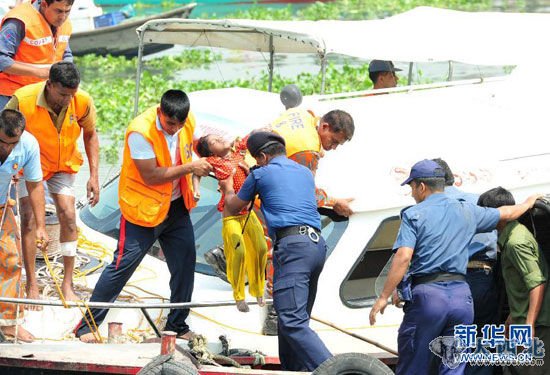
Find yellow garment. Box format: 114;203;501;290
0;206;23;326
271;108;320;157
222;211;267;301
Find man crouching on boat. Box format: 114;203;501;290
74;90;212;343
0;109;48;342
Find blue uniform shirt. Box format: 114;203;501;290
393;192;500;276
237;155;320;238
445;186;498;262
0;131;42;204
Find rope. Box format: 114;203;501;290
188;334;243;368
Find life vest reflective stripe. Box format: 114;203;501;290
119;107;196;227
271;108;321;157
15;82;88;180
0;2;72;96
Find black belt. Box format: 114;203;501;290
276;225;321;243
412;272;466;286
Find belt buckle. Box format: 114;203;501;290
306;226;319;243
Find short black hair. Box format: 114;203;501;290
258;142;286;157
321;110;355;141
160;90;190;123
0;109;26;137
196;135;212;157
432;158;454;186
369;71;382;85
49;61;80;89
44;0;75;5
413;177;445;192
478;187;515;208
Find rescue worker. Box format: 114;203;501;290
270;107;355;217
368;60;401;90
75;89;212;343
433;158;498;375
220;132;332;371
478;187;550;375
0;0;73;110
5;61;99;303
0;109;48;342
369;159;541;375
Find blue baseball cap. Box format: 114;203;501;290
368;60;402;73
401;159;445;186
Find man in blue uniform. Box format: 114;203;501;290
434;158;499;375
369;159;541;375
219;131;332;371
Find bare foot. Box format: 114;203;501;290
236;300;249;312
61;284;79;302
25;283;43;311
79;332;100;343
256;296;266;307
2;325;35;342
177;331;196;341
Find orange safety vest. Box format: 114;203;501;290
15;81;89;180
0;2;72;96
119;106;197;227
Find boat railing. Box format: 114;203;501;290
0;297;271;309
316;75;506;101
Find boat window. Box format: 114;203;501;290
340;216;400;308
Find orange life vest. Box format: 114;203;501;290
119;106;197;227
0;2;72;96
15;81;89;180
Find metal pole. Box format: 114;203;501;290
407;62;413;85
133;29;146;117
141;308;162;337
268;35;274;93
0;297;272;309
447;60;454;81
320;54;327;94
311;315;398;356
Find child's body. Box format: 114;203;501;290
194;134;268;312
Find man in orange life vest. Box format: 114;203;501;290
75;89;212;343
270;89;355;217
5;61;98;304
0;0;73;110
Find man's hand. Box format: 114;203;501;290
392;290;404;308
35;227;50;253
218;169;236;194
369;297;388;325
238;161;250;175
192;159;213;177
525;194;544;209
86;177;100;207
333;198;354;217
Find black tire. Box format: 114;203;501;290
137;354;172;375
138;354;198;375
162;361;199;375
312;353;394;375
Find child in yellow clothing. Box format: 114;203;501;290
194;134;268;312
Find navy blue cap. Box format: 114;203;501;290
401;159;445;186
368;60;402;73
247;131;286;157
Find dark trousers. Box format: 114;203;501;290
273;234;332;371
397;280;474;375
465;268;499;375
75;197;196;337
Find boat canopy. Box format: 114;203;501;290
136;6;550;66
